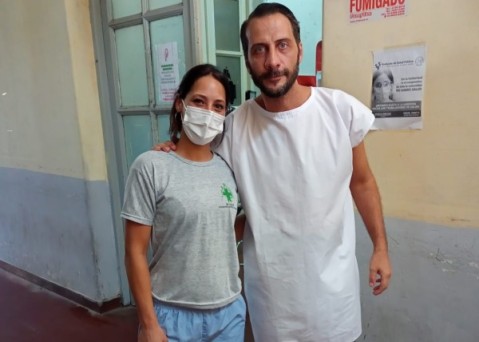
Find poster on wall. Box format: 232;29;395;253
349;0;408;23
371;44;426;130
156;42;180;103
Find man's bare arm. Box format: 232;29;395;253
350;142;392;295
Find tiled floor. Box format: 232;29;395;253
0;269;138;342
0;268;254;341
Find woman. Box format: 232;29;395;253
122;64;245;342
372;68;395;105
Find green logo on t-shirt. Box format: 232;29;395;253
221;184;234;204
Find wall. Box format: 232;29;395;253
323;1;479;341
0;0;120;303
323;1;479;227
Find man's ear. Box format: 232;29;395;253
298;42;304;64
245;59;252;75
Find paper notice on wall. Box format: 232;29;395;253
350;0;408;23
156;42;180;103
371;44;426;130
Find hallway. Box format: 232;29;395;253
0;268;138;341
0;268;254;341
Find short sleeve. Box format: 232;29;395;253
335;90;375;147
212;111;235;169
121;153;157;226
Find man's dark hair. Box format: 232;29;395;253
240;2;301;61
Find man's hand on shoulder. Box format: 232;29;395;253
152;141;176;152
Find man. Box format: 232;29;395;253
159;3;391;341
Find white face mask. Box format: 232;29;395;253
181;101;225;145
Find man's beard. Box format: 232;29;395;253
250;60;300;98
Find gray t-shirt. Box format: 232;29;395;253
121;151;241;309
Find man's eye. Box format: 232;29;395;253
252;46;265;54
279;42;288;49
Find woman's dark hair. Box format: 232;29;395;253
240;3;301;61
169;63;231;143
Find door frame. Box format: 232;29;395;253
89;0;199;305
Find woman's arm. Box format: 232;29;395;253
125;220;167;341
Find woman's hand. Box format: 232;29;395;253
138;324;168;342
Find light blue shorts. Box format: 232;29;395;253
153;296;246;342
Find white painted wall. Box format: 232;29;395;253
0;0;84;178
323;1;479;228
0;0;108;181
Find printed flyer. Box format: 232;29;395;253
371;44;426;130
156;42;180;104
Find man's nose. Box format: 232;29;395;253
265;49;280;69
